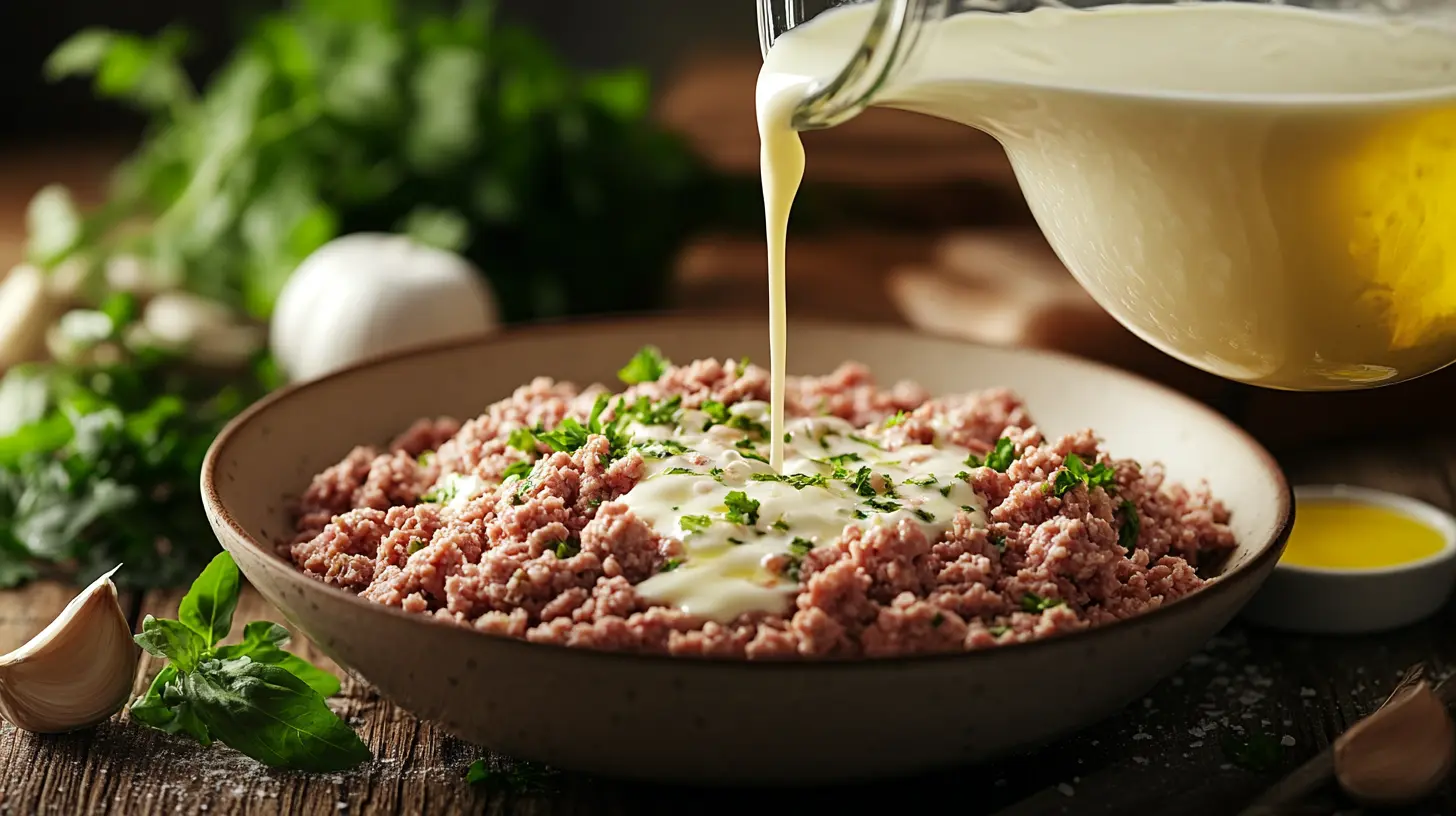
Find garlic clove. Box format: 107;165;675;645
0;565;139;734
0;264;57;370
1334;680;1456;806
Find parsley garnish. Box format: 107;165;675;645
1021;593;1064;613
864;497;901;513
538;394;632;460
506;427;539;454
850;466;877;497
1118;500;1140;552
664;467;697;476
728;537;744;545
784;537;815;580
679;515;713;535
723;491;761;527
417;450;435;467
988;625;1009;637
913;507;935;522
904;475;938;487
638;439;688;459
750;472;828;490
501;460;533;481
852;508;867;519
1051;453;1116;497
554;540;580;559
954;470;971;481
618;346;671;385
407;538;426;555
660;558;683;573
931;613;944;628
771;517;790;532
623;394;682;427
967;437;1016;472
939;485;953;497
708;467;725;480
734;439;770;463
129;553;366;771
847;433;882;450
885;411;908;428
989;533;1007;550
700;400;730;429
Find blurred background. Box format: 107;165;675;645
0;0;1447;590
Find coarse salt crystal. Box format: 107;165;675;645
1281;735;1296;747
1058;783;1075;797
1299;687;1317;697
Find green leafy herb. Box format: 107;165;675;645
912;507;935;522
821;453;862;468
638;440;688;459
884;411;908;428
847;434;883;450
678;515;712;535
699;400;730;429
850;467;877;497
930;612;944;628
988;533;1007;551
750;472;828;490
985;438;1016;472
407;538;426;555
1118;500;1141;552
664;467;697;476
939;485;953;497
1020;593;1064;613
537;394;630;460
554;540;579;559
501;461;533;482
783;537;815;581
904;475;937;487
623;394;682;427
466;758;558;794
130;553;365;771
954;470;971;482
659;558;683;573
617;346;671;385
506;427;539;454
1051;454;1117;497
988;625;1009;637
864;497;901;514
723;491;761;527
771;517;790;532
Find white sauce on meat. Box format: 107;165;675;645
621;402;987;623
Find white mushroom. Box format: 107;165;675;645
269;233;499;383
0;566;139;734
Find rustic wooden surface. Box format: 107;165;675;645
0;435;1452;816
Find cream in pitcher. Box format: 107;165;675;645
758;0;1456;407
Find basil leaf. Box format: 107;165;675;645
183;657;370;772
178;551;241;647
214;621;342;699
129;664;212;745
134;615;207;672
617;346;670;385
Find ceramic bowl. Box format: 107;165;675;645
201;317;1292;785
1240;484;1456;635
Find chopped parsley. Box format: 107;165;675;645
638;439;688;459
659;558;683;573
750;472;828;490
734;439;770;463
554;540;580;559
904;475;938;487
954;470;971;482
885;410;908;428
821;452;861;468
784;537;815;580
852;508;868;519
847;433;882;450
417;450;435;467
708;466;725;480
864;496;901;514
618;346;671;385
537;394;631;459
501;460;533;481
700;400;730;428
1052;453;1117;497
699;399;768;437
931;612;944;628
912;507;935;522
988;625;1009;637
1118;500;1141;552
771;517;790;532
989;533;1007;550
939;485;953;497
623;394;683;427
506;427;539;454
850;466;877;497
679;515;713;535
407;538;426;555
783;432;791;443
1021;593;1064;613
967;437;1016;472
723;491;761;527
664;467;698;476
728;537;744;545
727;414;769;438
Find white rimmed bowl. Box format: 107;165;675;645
201;317;1292;785
1240;484;1456;635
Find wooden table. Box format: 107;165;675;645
0;435;1451;816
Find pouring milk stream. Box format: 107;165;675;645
759;1;1456;470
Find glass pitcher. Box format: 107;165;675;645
756;0;1456;391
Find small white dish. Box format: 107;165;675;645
1241;484;1456;635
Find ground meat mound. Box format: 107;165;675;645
286;358;1235;659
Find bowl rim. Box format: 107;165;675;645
1274;483;1456;577
201;313;1294;669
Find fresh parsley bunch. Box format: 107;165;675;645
130;552;371;772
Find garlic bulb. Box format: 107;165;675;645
0;565;138;733
270;233;499;383
0;264;58;370
1335;680;1456;806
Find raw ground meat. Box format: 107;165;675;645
285;359;1236;659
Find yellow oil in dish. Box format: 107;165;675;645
1282;501;1448;570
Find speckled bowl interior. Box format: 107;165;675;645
202;317;1291;786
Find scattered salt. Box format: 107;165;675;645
1299;687;1317;698
1281;735;1296;747
1058;783;1075;797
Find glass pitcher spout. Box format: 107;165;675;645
758;0;948;131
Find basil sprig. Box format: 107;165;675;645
129;552;370;772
